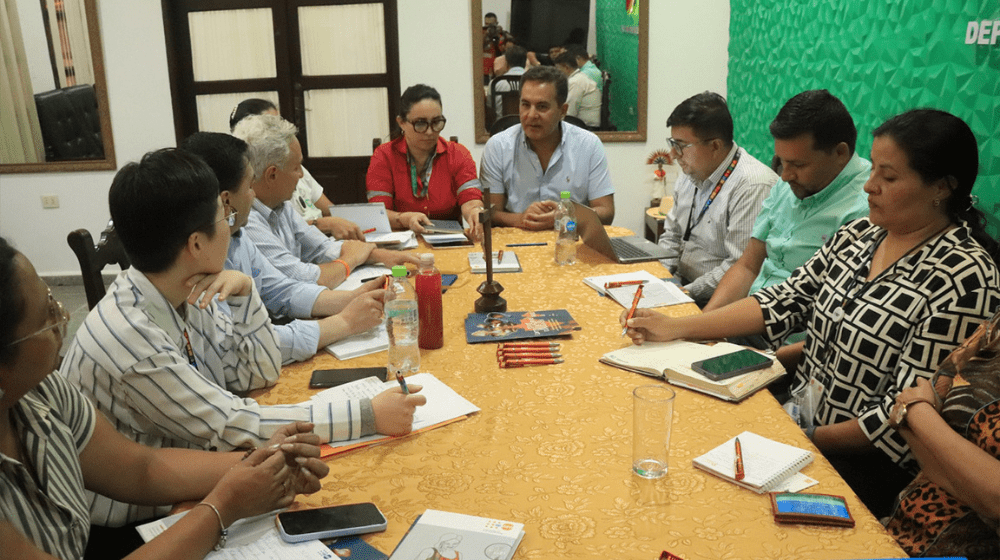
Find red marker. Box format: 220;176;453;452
734;437;745;481
604;280;648;290
362;227;377;234
621;284;644;338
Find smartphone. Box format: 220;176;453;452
691;349;773;381
276;503;388;543
309;367;388;389
441;273;458;292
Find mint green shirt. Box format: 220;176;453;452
580;60;603;92
749;153;871;294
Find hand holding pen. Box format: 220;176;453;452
621;284;644;337
371;375;426;436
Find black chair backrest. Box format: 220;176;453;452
563;115;587;129
67;221;130;309
599;71;615;131
34;85;104;161
490;74;522;118
489;115;521;136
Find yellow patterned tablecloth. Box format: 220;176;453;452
253;227;906;560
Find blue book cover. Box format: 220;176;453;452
465;309;580;343
326;535;388;559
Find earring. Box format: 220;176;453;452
933;199;941;207
0;387;5;401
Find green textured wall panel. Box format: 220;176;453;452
729;0;1000;237
595;0;639;131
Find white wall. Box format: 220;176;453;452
0;0;729;277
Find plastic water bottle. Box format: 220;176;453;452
415;253;443;349
554;191;578;265
386;265;420;375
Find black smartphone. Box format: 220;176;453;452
276;503;388;543
309;367;388;389
691;349;773;381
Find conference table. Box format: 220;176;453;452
252;226;906;559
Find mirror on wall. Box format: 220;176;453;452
471;0;646;143
1;0;115;173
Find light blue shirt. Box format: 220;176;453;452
244;198;342;283
480;122;614;213
749;153;871;294
226;232;322;364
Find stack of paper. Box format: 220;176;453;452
325;324;388;360
468;251;521;273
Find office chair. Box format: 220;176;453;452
67;220;130;309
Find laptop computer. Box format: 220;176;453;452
572;201;672;263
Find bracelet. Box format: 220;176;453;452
241;446;257;461
195;501;227;550
333;259;351;277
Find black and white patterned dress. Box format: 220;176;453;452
753;218;1000;470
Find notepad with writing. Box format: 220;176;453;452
693;431;815;493
600;341;784;402
583;270;693;307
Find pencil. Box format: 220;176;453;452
621;284;644;337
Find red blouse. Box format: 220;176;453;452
366;136;482;220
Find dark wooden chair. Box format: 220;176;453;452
488;115;520;136
599;70;615;131
67;221;130;309
490;74;522;119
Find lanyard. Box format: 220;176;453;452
683;150;741;242
182;329;197;368
408;151;435;199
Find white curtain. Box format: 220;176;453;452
196;90;279;133
298;4;386;76
188;8;276;82
305;88;389;157
0;0;44;163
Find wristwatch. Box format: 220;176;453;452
888;398;935;429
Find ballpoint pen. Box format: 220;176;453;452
505;242;548;247
734;437;745;481
496;250;504;263
498;342;560;348
361;227;376;234
395;370;409;395
621;284;644;337
499;358;564;368
605;280;648;290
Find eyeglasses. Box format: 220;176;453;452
930;306;1000;396
7;289;70;347
217;208;237;228
667;137;715;156
406;116;447;133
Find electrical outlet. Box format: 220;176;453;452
41;195;59;209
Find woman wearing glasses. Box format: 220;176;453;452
623;109;1000;518
0;238;330;560
367;84;485;241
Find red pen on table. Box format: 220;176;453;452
498;349;562;357
500;358;564;368
621;284;644;337
498;342;560;349
362;227;376;234
496;250;504;263
604;279;648;290
734;437;745;481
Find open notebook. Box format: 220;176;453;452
600;341;785;402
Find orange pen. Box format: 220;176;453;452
498;342;560;349
604;279;647;290
362;227;376;234
734;437;745;481
621;284;644;337
496;250;504;263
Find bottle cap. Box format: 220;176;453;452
391;265;408;277
560;191;571;199
419;253;435;265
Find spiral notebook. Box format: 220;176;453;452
693;431;816;493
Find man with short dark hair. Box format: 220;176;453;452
60;148;425;527
481;65;615;230
554;52;599;128
704;90;870;312
563;44;602;91
235;114;419;289
657;92;778;305
491;44;527;112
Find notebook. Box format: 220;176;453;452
327;202;392;232
573;201;671;263
582;270;693;308
693;431;816;493
388;510;524;560
422;219;464;234
600;341;784;402
468;251;521;273
324;324;388;360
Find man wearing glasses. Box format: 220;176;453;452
235;114;420;289
657;92;778;306
481;65;615;230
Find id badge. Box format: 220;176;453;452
785;377;824;429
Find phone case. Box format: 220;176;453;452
691;351;772;381
276;503;388;543
309;367;388;389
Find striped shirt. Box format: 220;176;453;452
59;267;370;526
244;198;342;284
1;373;95;560
658;144;778;303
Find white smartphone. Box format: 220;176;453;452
275;503;387;543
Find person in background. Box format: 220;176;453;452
481;65;615;230
626;108;1000;517
182;132;388;365
0;236;330;560
656;92;777;305
234;114;421;289
883;308;1000;560
554;52;600;128
491;45;528;113
367;85;484;241
59;148;425;528
229;98;364;241
563;44;603;91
